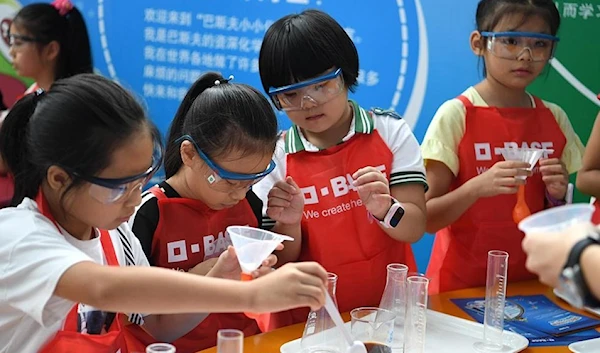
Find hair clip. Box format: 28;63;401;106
51;0;73;16
34;88;45;96
227;75;234;82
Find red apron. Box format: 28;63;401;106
264;131;417;331
124;187;260;353
35;192;128;353
592;199;600;224
0;173;13;208
426;95;566;294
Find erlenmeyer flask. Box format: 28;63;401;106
300;272;343;353
379;263;408;349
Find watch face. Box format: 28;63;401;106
389;206;405;227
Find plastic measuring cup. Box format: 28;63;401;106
226;225;293;280
518;203;595;235
474;250;510;353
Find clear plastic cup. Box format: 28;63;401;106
518;204;595;235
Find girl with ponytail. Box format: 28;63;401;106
0;73;327;353
6;0;92;93
127;72;305;352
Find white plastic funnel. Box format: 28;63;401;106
227;226;293;274
518;204;595;235
499;147;551;180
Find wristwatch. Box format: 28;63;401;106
559;232;600;308
374;198;405;228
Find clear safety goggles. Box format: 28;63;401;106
66;142;163;204
268;68;345;111
177;135;276;193
481;31;559;62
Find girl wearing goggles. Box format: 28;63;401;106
254;9;428;330
422;0;585;294
1;0;93;209
128;72;305;350
0;74;328;353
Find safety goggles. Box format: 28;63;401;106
481;31;559;62
268;68;345;111
177;135;276;193
66;142;163;204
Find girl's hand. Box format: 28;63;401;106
353;167;392;220
539;158;569;201
248;261;328;312
266;176;304;225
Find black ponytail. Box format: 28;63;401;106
164;72;278;179
0;93;40;205
164;72;223;178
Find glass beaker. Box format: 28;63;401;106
350;307;395;351
403;275;429;353
379;263;408;349
146;343;176;353
300;272;343;353
217;329;243;353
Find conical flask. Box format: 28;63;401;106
379;263;408;349
300;272;343;353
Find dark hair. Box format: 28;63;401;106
258;9;359;95
0;74;159;206
164;72;279;178
12;2;93;80
475;0;560;76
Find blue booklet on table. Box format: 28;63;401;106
452;295;600;347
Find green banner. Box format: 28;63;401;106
529;0;600;202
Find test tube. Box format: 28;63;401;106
474;250;510;352
217;329;244;353
146;343;176;353
403;275;429;353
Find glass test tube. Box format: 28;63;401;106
474;250;510;352
403;275;429;353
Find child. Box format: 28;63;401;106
7;0;93;93
1;0;93;208
254;9;428;329
0;73;328;353
422;0;585;294
127;72;303;351
576;110;600;223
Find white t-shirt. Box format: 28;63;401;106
254;101;427;227
0;198;149;353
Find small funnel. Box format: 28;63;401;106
499;147;552;180
227;226;293;277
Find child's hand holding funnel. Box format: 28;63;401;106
207;244;282;281
227;225;294;281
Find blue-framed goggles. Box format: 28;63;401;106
480;31;559;62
